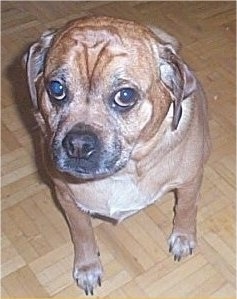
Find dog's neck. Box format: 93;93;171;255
130;95;196;176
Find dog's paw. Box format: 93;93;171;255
73;259;103;295
168;232;196;261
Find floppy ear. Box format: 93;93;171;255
158;44;197;130
23;30;56;109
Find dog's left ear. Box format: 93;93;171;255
23;30;56;109
158;44;197;130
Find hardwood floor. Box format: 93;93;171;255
1;1;236;298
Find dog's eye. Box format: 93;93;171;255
113;88;137;108
48;80;66;100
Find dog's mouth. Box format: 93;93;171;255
52;149;125;180
51;128;126;180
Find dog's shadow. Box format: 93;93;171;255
6;53;62;210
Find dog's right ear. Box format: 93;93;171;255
23;30;56;109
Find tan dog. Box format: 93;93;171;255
24;16;210;295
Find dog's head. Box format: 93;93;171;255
24;16;196;179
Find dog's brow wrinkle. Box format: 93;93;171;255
82;43;90;87
86;40;104;49
81;41;111;91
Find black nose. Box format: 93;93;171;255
62;129;100;159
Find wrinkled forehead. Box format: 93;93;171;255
52;24;124;55
45;22;155;86
52;18;153;50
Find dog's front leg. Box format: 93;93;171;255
55;185;103;295
168;173;203;261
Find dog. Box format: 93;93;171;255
23;16;210;295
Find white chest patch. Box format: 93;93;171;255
70;174;170;222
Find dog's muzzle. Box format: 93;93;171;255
64;127;100;172
62;129;100;161
52;124;103;177
52;124;124;179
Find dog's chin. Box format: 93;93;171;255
54;157;128;181
59;168;114;180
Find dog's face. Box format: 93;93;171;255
24;17;196;179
